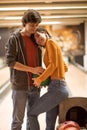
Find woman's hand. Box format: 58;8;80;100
32;78;41;88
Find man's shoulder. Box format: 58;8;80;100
11;28;21;38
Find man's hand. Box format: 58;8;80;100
32;66;45;75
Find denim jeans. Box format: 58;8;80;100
11;87;40;130
29;79;69;130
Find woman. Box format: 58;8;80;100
29;28;69;130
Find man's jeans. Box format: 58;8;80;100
11;87;40;130
29;79;69;130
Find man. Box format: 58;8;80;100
5;9;44;130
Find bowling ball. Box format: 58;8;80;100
33;74;50;87
57;121;80;130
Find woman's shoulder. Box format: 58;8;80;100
48;38;59;47
47;38;55;45
46;39;58;52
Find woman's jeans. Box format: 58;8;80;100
29;79;69;130
11;87;40;130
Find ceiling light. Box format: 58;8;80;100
1;14;87;20
42;15;87;19
0;6;87;11
3;17;22;20
41;21;62;25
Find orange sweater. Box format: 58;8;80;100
35;38;68;85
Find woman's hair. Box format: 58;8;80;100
22;9;42;26
36;27;52;38
30;34;37;46
30;27;52;45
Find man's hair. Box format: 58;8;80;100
22;9;42;26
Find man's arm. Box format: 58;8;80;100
14;62;44;75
